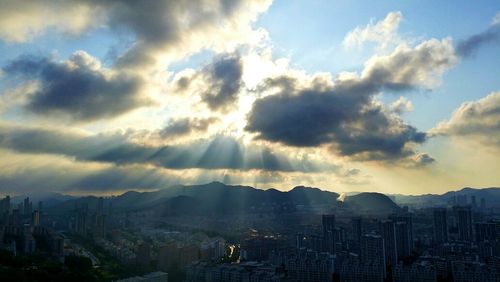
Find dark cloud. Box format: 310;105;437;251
0;159;182;194
98;0;270;68
169;53;244;111
246;85;365;147
246;81;426;160
245;39;455;161
200;54;243;111
0;124;336;173
412;153;436;167
332;106;426;160
457;24;500;57
0;0;270;67
160;117;218;137
3;51;148;121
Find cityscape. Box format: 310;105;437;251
1;183;500;281
0;0;499;281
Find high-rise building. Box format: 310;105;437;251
352;217;363;252
32;210;40;226
38;201;43;213
322;214;335;254
380;220;397;267
480;198;486;210
433;208;448;244
23;197;32;216
395;222;411;260
97;197;104;215
0;196;10;225
471;196;477;209
0;195;10;214
283;248;335;282
92;197;106;238
76;210;88;235
454;206;473;242
393;262;437;282
474;222;497;242
361;234;386;279
10;209;21;226
391;213;414;259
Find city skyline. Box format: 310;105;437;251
0;0;499;196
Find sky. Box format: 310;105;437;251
0;0;499;196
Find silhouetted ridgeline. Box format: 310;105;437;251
391;187;500;208
37;183;500;216
41;182;398;215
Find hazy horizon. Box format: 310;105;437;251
1;181;499;199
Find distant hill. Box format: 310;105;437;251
391;187;500;208
42;182;411;216
142;182;343;215
36;184;500;216
344;192;401;215
48;182;345;215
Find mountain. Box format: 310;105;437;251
34;184;500;216
142;182;343;215
344;192;401;215
48;182;345;214
43;182;408;216
391;187;500;208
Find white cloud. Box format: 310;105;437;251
492;11;500;26
390;97;414;114
430;91;500;147
0;0;103;43
361;38;457;89
343;11;403;51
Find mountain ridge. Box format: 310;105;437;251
32;184;500;214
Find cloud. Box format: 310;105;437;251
0;0;271;70
0;0;102;43
456;14;500;57
105;0;271;69
0;149;185;194
343;11;403;50
0;123;337;173
160;117;218;137
390;96;413;114
246;38;456;161
200;54;244;111
361;38;456;90
493;11;500;25
168;53;245;112
430;91;500;146
411;153;436;167
3;51;149;121
246;74;426;160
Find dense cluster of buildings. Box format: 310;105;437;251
186;261;289;282
2;191;500;282
0;196;64;257
72;197;107;238
117;271;169;282
89;226;228;272
187;196;500;282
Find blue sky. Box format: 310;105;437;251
0;0;498;195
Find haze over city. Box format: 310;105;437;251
0;1;500;282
